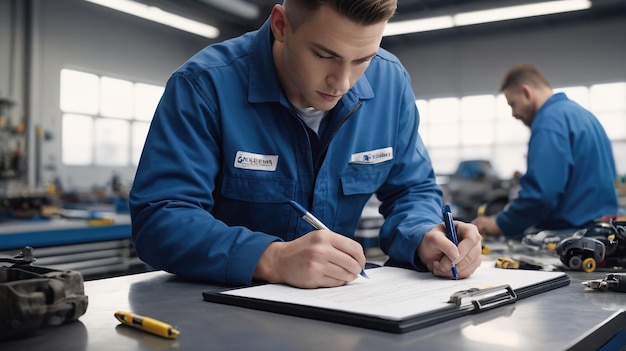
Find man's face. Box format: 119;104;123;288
504;87;536;127
273;5;386;111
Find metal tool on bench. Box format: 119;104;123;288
0;246;89;341
582;274;626;293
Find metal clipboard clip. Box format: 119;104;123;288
448;285;517;311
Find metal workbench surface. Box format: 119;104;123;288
2;262;625;351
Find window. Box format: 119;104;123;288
460;95;496;146
62;114;94;165
554;86;589;109
418;81;626;177
60;69;163;166
427;97;460;149
590;82;626;140
60;70;99;115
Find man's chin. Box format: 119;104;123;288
312;100;340;112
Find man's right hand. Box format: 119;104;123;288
253;230;366;289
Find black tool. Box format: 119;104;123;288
582;273;626;292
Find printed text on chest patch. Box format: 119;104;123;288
234;151;279;171
350;147;393;164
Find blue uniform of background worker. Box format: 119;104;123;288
129;0;483;289
473;64;618;237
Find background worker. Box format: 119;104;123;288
473;63;618;237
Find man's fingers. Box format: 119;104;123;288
428;223;461;263
326;231;367;269
426;221;482;279
455;242;482;278
327;250;363;280
280;230;363;287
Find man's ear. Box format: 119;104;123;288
521;84;533;101
270;5;288;43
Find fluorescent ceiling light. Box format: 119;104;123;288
384;16;454;36
384;0;591;37
454;0;592;26
85;0;220;39
196;0;260;21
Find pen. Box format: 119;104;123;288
442;204;459;280
114;311;180;339
288;200;370;279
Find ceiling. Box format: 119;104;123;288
143;0;626;42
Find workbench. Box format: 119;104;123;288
1;257;625;350
0;214;149;279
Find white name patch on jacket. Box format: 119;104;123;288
350;147;393;164
234;151;278;171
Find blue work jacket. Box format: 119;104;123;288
129;20;443;284
497;93;618;236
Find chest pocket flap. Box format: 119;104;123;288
340;164;391;195
221;175;295;203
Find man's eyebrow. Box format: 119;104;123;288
312;43;377;62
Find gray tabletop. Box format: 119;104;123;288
3;263;625;351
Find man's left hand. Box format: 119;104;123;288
417;221;482;279
472;215;503;237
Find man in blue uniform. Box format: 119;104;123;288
473;64;618;237
129;0;482;288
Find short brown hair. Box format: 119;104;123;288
284;0;397;31
500;64;551;92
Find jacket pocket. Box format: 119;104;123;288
221;175;295;203
335;164;391;235
340;164;391;195
216;176;296;237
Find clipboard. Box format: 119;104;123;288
202;264;570;333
